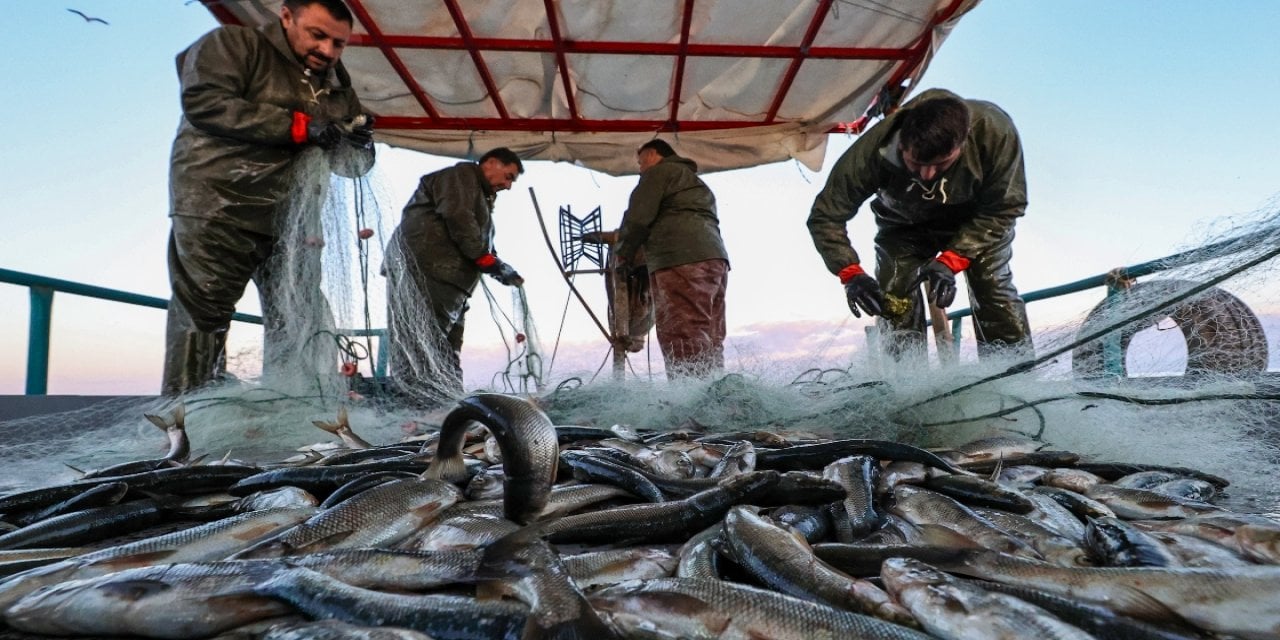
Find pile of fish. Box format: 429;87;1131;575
0;392;1277;639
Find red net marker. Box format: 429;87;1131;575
515;333;526;343
340;362;358;377
358;228;374;240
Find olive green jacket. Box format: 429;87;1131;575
615;155;729;272
807;89;1027;274
169;21;373;237
387;162;499;293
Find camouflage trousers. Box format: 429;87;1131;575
650;259;730;378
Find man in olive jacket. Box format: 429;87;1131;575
808;89;1032;359
615;140;730;377
162;0;375;396
383;148;525;399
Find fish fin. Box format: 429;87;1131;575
95;550;179;568
987;457;1004;482
173;404;186;427
143;413;169;431
1109;585;1187;623
427;454;471;483
337;404;349;428
64;463;86;476
916;523;984;549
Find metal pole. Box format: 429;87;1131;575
26;286;54;395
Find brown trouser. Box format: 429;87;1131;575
650;259;729;378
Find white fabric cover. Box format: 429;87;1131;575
208;0;979;174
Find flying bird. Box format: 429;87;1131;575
67;8;109;25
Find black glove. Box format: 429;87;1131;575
344;114;375;149
844;273;884;318
482;258;524;287
916;259;958;308
306;119;344;150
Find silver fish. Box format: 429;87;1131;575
949;548;1280;639
589;577;933;639
883;557;1096;640
254;566;528;639
232;478;459;558
428;394;559;525
5;561;293;638
563;546;678;588
0;506;316;612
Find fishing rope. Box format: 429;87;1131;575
350;175;377;374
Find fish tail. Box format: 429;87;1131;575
311;420;340;435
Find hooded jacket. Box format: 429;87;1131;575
808;88;1027;274
615;154;729;273
387;162;499;293
169;21;373;237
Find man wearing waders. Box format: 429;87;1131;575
162;0;375;396
614;140;730;378
383;148;526;401
808;89;1032;360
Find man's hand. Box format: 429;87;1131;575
344;114;375;150
916;261;957;308
580;230;618;245
916;251;968;308
844;273;884;318
306;119;344;150
480;255;524;287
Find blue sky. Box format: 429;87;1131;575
2;1;1279;394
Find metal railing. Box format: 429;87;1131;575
1;268;385;395
4;229;1264;393
945;232;1263;372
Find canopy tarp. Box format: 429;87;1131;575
202;0;979;175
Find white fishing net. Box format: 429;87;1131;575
1;165;1277;517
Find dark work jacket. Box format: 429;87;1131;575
169;21;373;237
387;162;499;293
807;88;1027;274
615;155;729;273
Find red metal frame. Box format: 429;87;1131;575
202;0;968;134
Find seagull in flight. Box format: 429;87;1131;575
67;8;109;25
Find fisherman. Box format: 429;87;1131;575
590;140;730;378
808;88;1032;359
383;148;526;398
161;0;375;396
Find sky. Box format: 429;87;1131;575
2;1;1279;395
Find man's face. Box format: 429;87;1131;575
637;148;661;173
480;159;520;192
281;3;352;72
900;143;963;183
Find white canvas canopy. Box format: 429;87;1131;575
202;0;980;174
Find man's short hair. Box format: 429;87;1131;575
284;0;354;25
479;147;525;174
898;96;971;162
639;139;676;158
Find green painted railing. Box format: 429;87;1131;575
0;268;385;394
